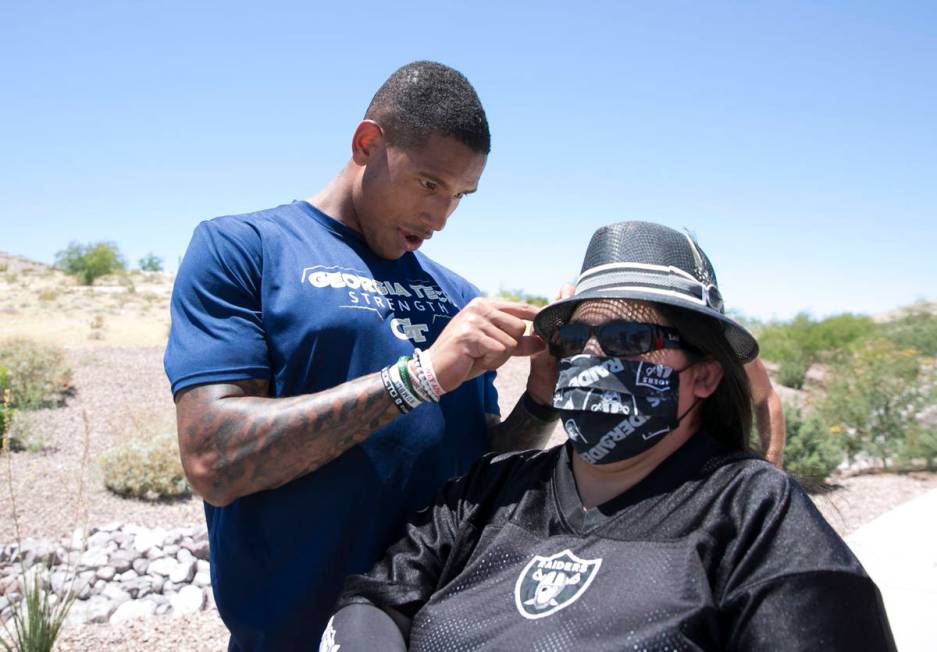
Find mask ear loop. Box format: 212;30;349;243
668;361;703;428
671;397;702;429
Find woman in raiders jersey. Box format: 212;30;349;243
321;221;895;652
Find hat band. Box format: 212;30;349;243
576;266;724;312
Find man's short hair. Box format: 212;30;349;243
364;61;491;155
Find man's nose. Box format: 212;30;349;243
422;196;460;232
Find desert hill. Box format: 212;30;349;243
0;251;172;347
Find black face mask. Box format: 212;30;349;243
552;354;691;465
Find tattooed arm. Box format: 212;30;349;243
486;397;558;453
176;298;547;507
175;374;399;507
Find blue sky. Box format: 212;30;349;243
1;1;934;321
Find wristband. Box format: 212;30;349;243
522;391;560;422
381;366;409;414
410;350;440;403
391;358;422;410
414;348;445;398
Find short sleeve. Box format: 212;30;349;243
164;218;270;395
717;470;896;650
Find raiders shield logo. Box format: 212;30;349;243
514;549;602;619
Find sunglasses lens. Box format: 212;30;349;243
598;322;654;356
551;323;590;357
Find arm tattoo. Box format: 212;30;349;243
176;373;399;506
487;397;558;454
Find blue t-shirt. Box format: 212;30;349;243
164;201;499;651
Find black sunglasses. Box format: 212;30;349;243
548;321;687;358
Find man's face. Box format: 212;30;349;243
353;132;487;260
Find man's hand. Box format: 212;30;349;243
428;298;544;392
525;284;576;405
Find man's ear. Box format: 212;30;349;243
351;120;384;166
691;359;724;399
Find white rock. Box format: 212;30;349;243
145;546;165;561
176;548;194;564
132;558;149;575
79;548;109;569
185;539;210;561
87;531;111;549
170;585;205;615
109;551;135;573
169;560;196;584
132;528;167;554
70;528;87;550
118;569;138;582
164;530;185;546
101;585;131;606
70;595;115;625
95;566;116;581
97;521;123;533
109;598;156;624
155;603;171;615
163;544;179;556
148;557;177;578
193;571;211;588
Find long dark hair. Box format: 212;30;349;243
659;305;753;452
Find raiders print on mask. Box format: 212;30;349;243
553;355;683;464
514;549;603;619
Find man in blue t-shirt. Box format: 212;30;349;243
164;61;561;651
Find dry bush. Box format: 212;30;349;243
100;430;190;501
0;339;72;409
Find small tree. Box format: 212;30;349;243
782;401;844;490
138;252;163;272
54;241;126;285
817;339;927;469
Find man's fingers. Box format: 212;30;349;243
511;335;546;358
554;284;575;301
486;309;530;341
482;300;540;322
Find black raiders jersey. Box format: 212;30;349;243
338;433;896;651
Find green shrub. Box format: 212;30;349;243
54;241;126;285
816;339;927;469
100;430;189;500
138;252;163;272
777;356;810;390
494;288;550;307
0;339;72;409
782;402;844;489
878;307;937;356
756;312;876;387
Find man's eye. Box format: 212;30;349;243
420;179;437;191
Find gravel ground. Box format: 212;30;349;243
2;351;935;650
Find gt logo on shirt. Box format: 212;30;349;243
514;549;602;619
391;317;430;343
